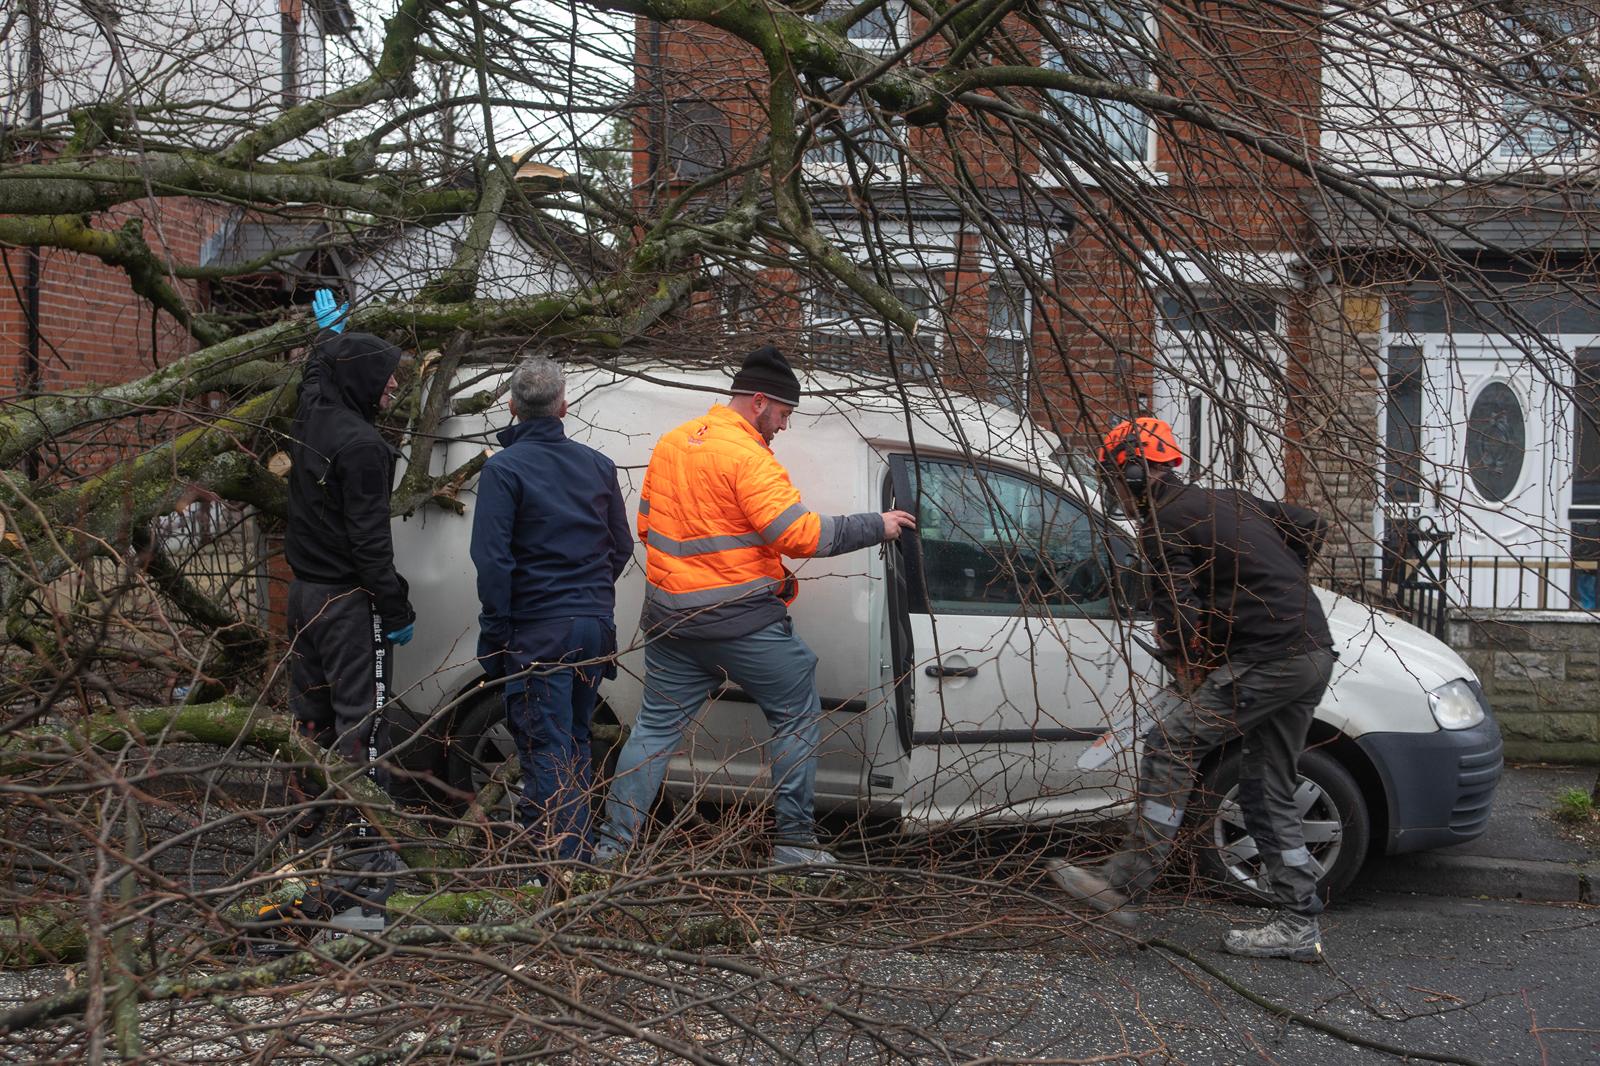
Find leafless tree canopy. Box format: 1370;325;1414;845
0;0;1595;1059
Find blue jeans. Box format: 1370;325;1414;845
599;620;822;853
504;615;613;861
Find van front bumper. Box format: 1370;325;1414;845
1356;711;1504;855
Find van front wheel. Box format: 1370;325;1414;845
1193;748;1370;903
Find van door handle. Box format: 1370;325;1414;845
926;664;979;679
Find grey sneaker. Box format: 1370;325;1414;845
1222;913;1323;963
590;846;626;872
1045;860;1138;928
772;843;840;867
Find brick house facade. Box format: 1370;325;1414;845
1;0;355;475
631;1;1600;755
632;2;1320;487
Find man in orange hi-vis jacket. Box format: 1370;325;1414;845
595;344;916;867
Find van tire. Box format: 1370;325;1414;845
1192;747;1370;904
444;689;631;824
445;690;518;818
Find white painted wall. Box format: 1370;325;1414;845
1320;2;1592;180
347;219;580;303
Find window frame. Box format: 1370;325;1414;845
1574;347;1600;507
984;274;1033;407
1040;0;1160;178
801;1;913;182
894;453;1130;620
814;0;910;54
801;78;909;182
1488;3;1596;163
807;274;944;379
1382;344;1426;506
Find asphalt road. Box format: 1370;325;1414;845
802;889;1599;1066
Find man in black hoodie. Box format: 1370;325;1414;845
285;327;415;846
1048;417;1336;963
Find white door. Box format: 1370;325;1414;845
887;455;1159;827
1152;296;1287;498
1418;339;1566;608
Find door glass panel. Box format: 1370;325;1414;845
1384;345;1424;503
1466;381;1525;502
1576;348;1600;507
909;459;1115;617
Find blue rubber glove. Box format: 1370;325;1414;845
312;288;348;333
385;623;414;646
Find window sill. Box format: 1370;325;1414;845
801;161;910;185
1033;161;1168;188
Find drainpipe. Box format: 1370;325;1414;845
648;19;664;209
23;0;44;481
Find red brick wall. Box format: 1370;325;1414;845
0;197;228;475
629;6;1325;499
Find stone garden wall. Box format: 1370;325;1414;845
1449;610;1600;763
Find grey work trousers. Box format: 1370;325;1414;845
1105;647;1336;916
287;580;393;788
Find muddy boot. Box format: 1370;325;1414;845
1222;912;1323;963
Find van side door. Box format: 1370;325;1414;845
887;454;1157;826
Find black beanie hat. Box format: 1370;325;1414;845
730;343;802;408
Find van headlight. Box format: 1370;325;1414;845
1428;679;1485;730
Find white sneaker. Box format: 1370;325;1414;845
1222;913;1323;963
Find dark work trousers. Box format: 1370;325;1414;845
287;581;394;815
502;615;614;862
1105;647;1336;916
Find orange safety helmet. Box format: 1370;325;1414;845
1099;417;1183;470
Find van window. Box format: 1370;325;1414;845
909;458;1117;617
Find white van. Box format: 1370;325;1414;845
389;365;1503;898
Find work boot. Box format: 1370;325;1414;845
1222;912;1323;963
1045;860;1139;928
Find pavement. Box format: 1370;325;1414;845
1362;762;1599;903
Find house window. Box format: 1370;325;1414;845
1160;293;1278;334
803;82;905;171
1384;345;1424;504
814;0;909;53
1492;4;1592;160
985;276;1031;405
667;101;732;181
1573;519;1599;609
1043;2;1156;164
808;277;941;378
1155;289;1285;493
1390;280;1600;334
1573;349;1600;608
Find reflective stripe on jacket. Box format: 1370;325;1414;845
638;404;883;640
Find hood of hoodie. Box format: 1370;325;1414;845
305;332;403;420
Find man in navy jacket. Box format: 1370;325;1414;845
470;356;632;866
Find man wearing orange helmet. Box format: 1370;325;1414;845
1049;416;1336;963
